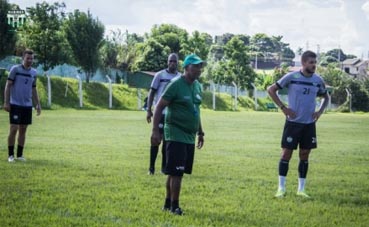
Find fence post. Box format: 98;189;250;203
46;72;51;107
137;88;142;110
106;75;112;109
232;81;237;111
345;88;352;112
251;83;258;110
210;80;216;110
76;75;83;108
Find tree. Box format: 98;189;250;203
250;33;275;54
65;9;105;83
182;30;211;60
215;33;234;45
17;1;70;70
348;80;369;112
221;36;256;90
149;24;188;55
325;48;347;62
132;38;170;72
0;0;17;59
100;29;142;72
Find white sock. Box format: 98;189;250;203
278;176;286;190
298;178;306;192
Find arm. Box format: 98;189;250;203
3;80;13;112
151;98;169;146
267;84;296;119
146;88;156;123
32;87;41;116
197;118;204;149
313;92;329;121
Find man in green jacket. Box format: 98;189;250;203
151;54;205;215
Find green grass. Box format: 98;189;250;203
0;110;368;227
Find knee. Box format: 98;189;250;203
299;149;311;160
281;149;293;160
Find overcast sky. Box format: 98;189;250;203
10;0;369;58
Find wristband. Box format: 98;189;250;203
197;132;205;136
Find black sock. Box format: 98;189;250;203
164;198;171;208
149;146;159;169
171;200;179;210
298;160;309;178
279;159;289;176
8;146;14;157
17;145;24;158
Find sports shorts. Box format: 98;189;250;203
9;104;33;125
164;141;195;177
281;120;317;150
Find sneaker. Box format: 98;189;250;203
148;167;155;175
8;155;15;162
171;207;183;215
17;156;26;162
296;190;311;198
275;188;286;198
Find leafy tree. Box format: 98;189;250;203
296;47;303;56
235;34;250;46
133;38;170;72
208;44;224;61
325;48;347;62
222;36;256;90
18;1;71;71
345;54;357;60
201;32;213;46
65;9;105;83
317;63;351;105
149;24;188;55
182;30;211;60
254;71;274;90
215;33;234;45
272;64;289;81
347;80;369;112
319;55;339;66
100;29;141;72
0;0;17;59
250;33;275;53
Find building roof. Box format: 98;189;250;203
342;58;361;65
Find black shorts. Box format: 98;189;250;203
281;121;317;150
164;141;195;177
159;114;165;134
9;105;33;125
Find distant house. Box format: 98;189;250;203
341;58;369;80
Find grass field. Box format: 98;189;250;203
0;110;368;227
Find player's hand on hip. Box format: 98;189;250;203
197;135;204;149
283;108;296;119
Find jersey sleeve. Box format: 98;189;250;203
276;72;293;89
8;65;17;81
161;80;178;103
150;71;162;90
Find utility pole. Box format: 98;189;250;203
317;44;320;62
